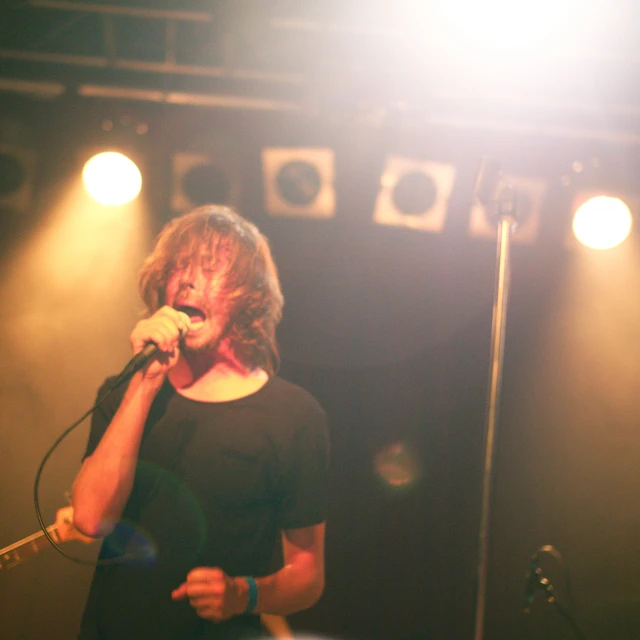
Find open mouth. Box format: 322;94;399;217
175;305;206;331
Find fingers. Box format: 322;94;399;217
54;506;73;541
55;506;74;527
195;605;218;619
172;568;237;622
175;311;191;336
171;583;188;601
187;567;225;584
171;570;224;601
130;306;190;355
54;506;96;544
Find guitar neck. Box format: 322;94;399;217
0;525;61;571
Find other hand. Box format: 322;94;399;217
171;567;247;623
54;506;97;544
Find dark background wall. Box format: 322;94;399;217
1;95;640;640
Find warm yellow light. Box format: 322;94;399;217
82;151;142;206
572;196;632;250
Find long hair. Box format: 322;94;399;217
138;206;284;375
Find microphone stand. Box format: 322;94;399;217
472;161;519;640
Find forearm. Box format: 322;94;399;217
72;373;158;536
243;556;324;616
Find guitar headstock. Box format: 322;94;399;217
0;506;98;572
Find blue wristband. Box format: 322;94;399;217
243;577;258;614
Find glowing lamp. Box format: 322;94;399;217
82;152;142;206
572;196;632;250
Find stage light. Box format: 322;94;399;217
262;148;335;218
373;157;456;232
0;145;38;213
171;152;236;213
429;0;587;59
82;151;142;206
572;196;632;250
469;174;547;243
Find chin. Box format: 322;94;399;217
183;333;221;354
183;340;208;354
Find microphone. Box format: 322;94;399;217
112;313;191;387
474;156;503;206
523;555;541;614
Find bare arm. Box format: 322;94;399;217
71;373;158;537
72;307;189;537
252;522;325;614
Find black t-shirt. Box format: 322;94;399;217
78;376;329;640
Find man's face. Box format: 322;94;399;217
164;242;233;353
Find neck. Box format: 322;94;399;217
168;340;269;402
174;339;246;383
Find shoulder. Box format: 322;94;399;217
262;377;326;424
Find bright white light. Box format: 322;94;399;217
427;0;594;62
82;152;142;206
572;196;632;250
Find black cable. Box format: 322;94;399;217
32;370;139;567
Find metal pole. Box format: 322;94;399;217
473;188;517;640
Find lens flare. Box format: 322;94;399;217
572;196;632;250
102;462;207;565
101;519;158;564
82;151;142;206
374;441;420;490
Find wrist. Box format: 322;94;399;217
130;370;165;398
241;576;258;614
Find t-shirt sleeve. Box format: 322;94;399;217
83;377;123;460
278;402;330;530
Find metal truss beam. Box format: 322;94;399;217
28;0;213;22
0;48;303;84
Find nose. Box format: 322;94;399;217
177;264;205;291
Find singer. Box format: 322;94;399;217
71;206;329;639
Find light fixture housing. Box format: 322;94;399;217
171;151;238;213
373;157;456;232
262;147;336;218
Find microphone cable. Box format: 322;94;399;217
32;355;157;567
33;316;191;566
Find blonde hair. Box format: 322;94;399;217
138;206;284;375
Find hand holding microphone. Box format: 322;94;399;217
119;307;191;383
